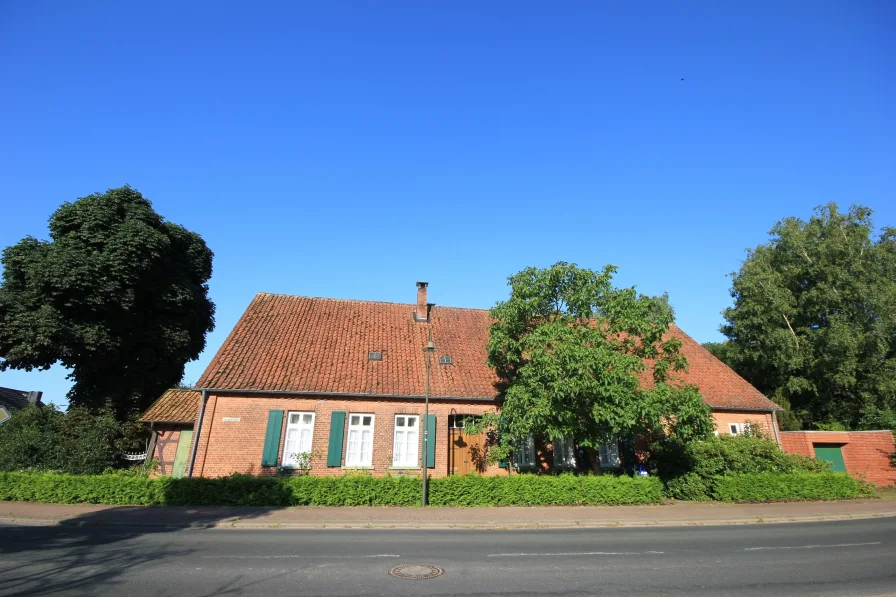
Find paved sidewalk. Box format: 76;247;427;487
2;499;894;529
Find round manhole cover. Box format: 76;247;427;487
388;564;444;580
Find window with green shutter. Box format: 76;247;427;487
261;410;285;467
326;411;346;467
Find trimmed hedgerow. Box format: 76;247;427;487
0;471;662;507
428;473;662;506
711;472;874;502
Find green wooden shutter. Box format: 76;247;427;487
813;444;847;473
425;414;437;468
327;411;346;467
261;410;284;467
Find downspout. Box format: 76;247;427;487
772;410;782;448
186;389;208;478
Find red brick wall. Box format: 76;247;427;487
712;411;776;438
191;394;507;478
780;431;895;486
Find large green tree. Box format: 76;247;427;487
717;203;896;430
479;262;714;459
0;186;215;417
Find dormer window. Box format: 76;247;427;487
439;355;453;365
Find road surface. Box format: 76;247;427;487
1;517;893;596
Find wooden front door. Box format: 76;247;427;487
171;430;193;479
449;427;486;475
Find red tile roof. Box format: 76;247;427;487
139;389;200;423
196;293;779;411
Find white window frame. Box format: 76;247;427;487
599;440;620;469
728;423;743;436
554;436;576;468
513;435;537;469
346;413;375;467
281;411;315;468
392;414;420;467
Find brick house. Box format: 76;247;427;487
142;282;789;479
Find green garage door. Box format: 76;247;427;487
813;444;847;473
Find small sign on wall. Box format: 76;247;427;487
222;417;241;423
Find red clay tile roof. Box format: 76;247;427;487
139;389;200;423
196;293;779;411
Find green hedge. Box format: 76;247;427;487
711;472;874;502
429;474;662;506
0;472;662;507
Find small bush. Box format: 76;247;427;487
428;473;662;506
0;405;145;475
711;473;874;502
0;471;662;507
650;434;832;499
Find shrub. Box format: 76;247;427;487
0;405;133;474
0;471;663;506
712;472;874;502
428;473;662;506
650;434;831;499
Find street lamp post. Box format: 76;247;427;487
422;328;435;507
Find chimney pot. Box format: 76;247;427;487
415;282;430;322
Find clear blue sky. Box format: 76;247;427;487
1;2;894;407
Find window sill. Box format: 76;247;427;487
389;466;421;470
341;466;374;470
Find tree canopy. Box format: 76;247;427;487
714;203;896;430
0;186;215;417
478;262;714;458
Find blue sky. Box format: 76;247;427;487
1;2;894;407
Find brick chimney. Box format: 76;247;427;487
414;281;431;322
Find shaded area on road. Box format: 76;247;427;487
0;518;894;596
0;506;277;597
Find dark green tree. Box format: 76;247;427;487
0;186;214;417
476;262;714;462
719;203;896;430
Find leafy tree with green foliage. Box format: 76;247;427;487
473;262;714;463
717;204;896;430
0;186;215;418
0;404;140;475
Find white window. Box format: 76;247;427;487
392;415;420;467
513;436;537;469
281;412;315;467
346;414;375;467
554;436;576;468
599;440;620;469
728;423;743;436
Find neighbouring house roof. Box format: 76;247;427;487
195;292;779;411
0;387;43;412
139;389;200;423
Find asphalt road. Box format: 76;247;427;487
1;518;894;597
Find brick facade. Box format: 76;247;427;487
191;394;506;478
186;393;782;478
780;431;895;486
712;411;776;439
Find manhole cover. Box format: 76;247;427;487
388;564;444;580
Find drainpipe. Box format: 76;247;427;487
186;389;208;478
772;410;782;448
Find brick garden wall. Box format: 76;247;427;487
781;430;895;486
